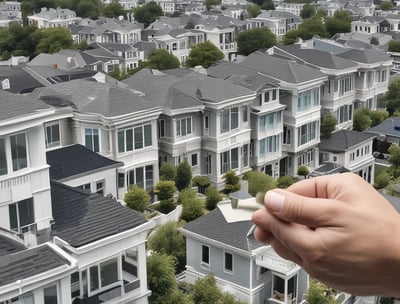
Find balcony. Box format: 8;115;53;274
256;247;300;276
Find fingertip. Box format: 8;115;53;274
253;226;273;244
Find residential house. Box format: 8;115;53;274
0;89;155;304
269;44;359;130
351;16;384;34
251;10;301;42
0;1;22;26
27;7;81;29
208;61;285;178
46;144;123;198
29;79;163;199
102;0;140;10
90;43;141;71
315;0;344;17
274;2;305;16
239;51;327;177
317;129;375;184
179;193;308;304
344;0;375;18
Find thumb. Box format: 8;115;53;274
265;189;341;228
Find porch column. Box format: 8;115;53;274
284;278;288;304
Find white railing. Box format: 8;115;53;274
0;173;30;190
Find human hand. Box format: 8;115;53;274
252;172;400;296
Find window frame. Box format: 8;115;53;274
45;121;61;149
9;197;35;234
176;117;192;137
88;257;120;295
201;245;210;266
84;128;99;153
224;251;234;273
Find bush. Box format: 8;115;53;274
157;198;176;214
205;186;223;210
160;162;177;181
374;172;391;189
192;176;210;194
277;176;296;188
223;170;241;194
244;170;276;197
179;188;204;222
124;184;150;212
175;161;192;191
297;165;309;178
155;180;176;200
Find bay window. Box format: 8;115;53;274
118;124;152;153
298;121;317;147
176;117;192;136
220;107;239;133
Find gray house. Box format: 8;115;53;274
179;197;308;304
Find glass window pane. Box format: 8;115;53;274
0;138;7;175
221;110;229;133
90;266;99;291
44;285;58;304
100;258;118;287
144;125;152;146
126;129;133;151
136;167;144;188
187;118;192;134
118;131;125;153
18;198;34;227
145;165;153;191
231;148;238;169
181;119;187;136
202;245;209;264
224;252;233;271
93;129;99;152
231;107;238;129
176;120;181;136
85;129;93;151
134;127;143;149
128;170;134;187
9;203;17;231
11;134;27;171
52;124;60;143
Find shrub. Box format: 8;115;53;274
244;170;276;197
223;170;241;194
205;186;223;210
192;175;210;194
124;184;150;212
297;165;309;179
175;161;192;191
179;188;204;222
277;176;296;188
155;180;176;200
160;162;177;181
374;172;390;189
157;198;176;214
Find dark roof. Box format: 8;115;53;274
336;48;391;64
0;244;70;287
0;234;26;257
0;66;44;93
0;90;50;121
319;129;375;152
46;144;122;181
182;207;253;251
367;117;400;138
310;162;350;177
51;181;148;247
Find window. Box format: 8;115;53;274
44;285;58;304
283;126;291;145
259;135;279;157
298;121;317;147
176;117;192;136
297;90;314;112
220;147;239;174
85;128;99;152
224;252;233;272
201;245;209;265
191;153;198;167
158;120;165;138
45;121;60;148
127;165;153;190
220;107;239;133
206;153;212;174
80;183;91;191
89;258;119;292
96;180;104;195
339;76;353;96
339;104;352;124
243;144;249;168
0;138;7;176
204;116;209;130
243;106;248;122
145;165;153;191
9;198;34;233
118;124;152;153
10;133;27;171
71;272;80;299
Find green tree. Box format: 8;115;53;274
237;28;276;56
185;41;224;68
300;3;315;19
388;40;400;52
148;221;186;273
148;48;180;70
262;0;275;10
124;184;150;212
193;273;222;304
370;110;389;127
155;180;176;200
243;170;276;197
102;0;126;18
160;161;177;181
133;1;163;27
380;0;394;10
389;144;400;178
306;280;337;304
205;0;221;10
0;23;39;60
205;185;223;210
179;188;205;222
298;15;329;39
277;176;296;188
33;27;74;55
353;108;372;131
175;161;192;191
247;4;261;18
325;11;351;37
374;172;391;189
320;114;337;139
76;0;103;18
223;170;241;194
383;78;400;116
297;165;309;179
283;29;301;45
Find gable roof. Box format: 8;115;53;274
181;207;253;252
240;51;326;84
0;90;50;121
319;129;375;152
46;144;122;181
0;243;70;287
51;181;148;247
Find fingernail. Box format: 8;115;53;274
266;191;285;213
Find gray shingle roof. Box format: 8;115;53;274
240;51;326;84
0;66;44;93
0;90;50;121
182;207;253;251
0;235;26;257
336;48;391;64
319;129;375;152
51;181;148;247
0;244;70;287
46;144;122;181
367;117;400;138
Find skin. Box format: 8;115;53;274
252;172;400;296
